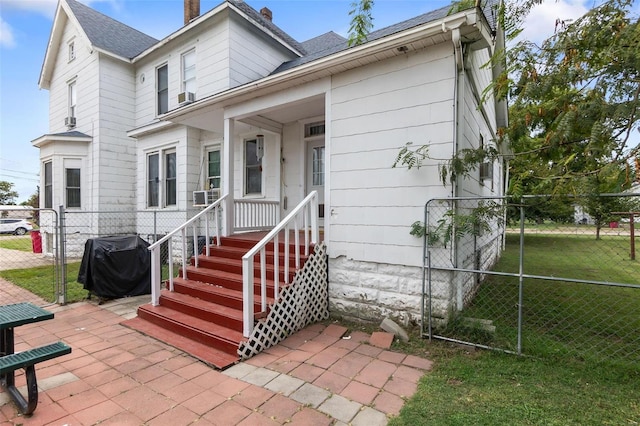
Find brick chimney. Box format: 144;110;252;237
184;0;200;25
260;7;273;22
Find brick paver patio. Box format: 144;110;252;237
0;278;433;425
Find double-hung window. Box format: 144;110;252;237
44;162;52;208
207;149;221;190
65;168;81;208
68;81;76;118
182;49;196;94
157;64;168;115
245;139;262;195
147;150;177;208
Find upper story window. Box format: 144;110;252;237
181;49;196;94
68;80;77;118
68;41;76;62
157;64;168;115
65;168;81;208
44;162;52;208
147;149;177;208
244;139;262;195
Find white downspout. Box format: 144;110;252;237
451;26;465;312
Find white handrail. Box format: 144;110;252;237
148;194;227;306
241;191;319;337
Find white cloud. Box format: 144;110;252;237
0;17;16;48
520;0;590;45
1;0;59;19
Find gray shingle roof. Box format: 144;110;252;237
47;130;92;138
301;32;347;56
66;0;158;59
272;0;499;75
227;0;306;55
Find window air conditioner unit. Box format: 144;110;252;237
479;162;493;180
65;116;76;128
178;92;196;105
193;189;219;206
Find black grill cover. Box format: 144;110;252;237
78;236;151;298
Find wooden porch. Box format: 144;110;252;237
123;195;327;369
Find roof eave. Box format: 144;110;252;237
31;133;92;148
162;10;480;122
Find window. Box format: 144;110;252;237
305;122;325;138
311;146;325;186
181;49;196;94
147;150;177;208
68;81;76;118
44;162;52;208
65;168;81;208
68;41;75;62
147;153;159;207
245;139;262;194
157;64;168;115
207;149;221;190
165;152;176;206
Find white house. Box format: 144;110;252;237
33;0;507;363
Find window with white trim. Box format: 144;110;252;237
44;162;52;208
157;64;168;115
68;80;77;118
244;139;262;195
165;151;176;206
147;149;177;208
181;49;196;94
65;168;81;208
207;148;221;190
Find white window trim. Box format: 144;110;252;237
146;146;178;209
156;62;168;117
65;167;81;209
243;137;264;197
181;48;196;94
68;79;77;118
205;145;222;191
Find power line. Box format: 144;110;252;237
0;168;39;177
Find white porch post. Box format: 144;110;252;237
223;118;235;236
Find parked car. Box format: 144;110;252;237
0;218;34;235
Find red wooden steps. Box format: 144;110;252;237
123;233;308;370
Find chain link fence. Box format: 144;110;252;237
424;194;640;367
1;206;216;304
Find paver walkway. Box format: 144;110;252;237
0;278;433;425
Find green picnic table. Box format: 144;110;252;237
0;302;71;415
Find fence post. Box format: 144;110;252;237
517;199;525;355
58;205;67;305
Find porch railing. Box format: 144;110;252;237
234;199;280;231
148;194;227;306
241;191;319;337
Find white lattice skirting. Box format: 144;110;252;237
238;242;328;360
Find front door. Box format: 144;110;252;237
306;139;325;223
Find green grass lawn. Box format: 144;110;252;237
0;236;33;252
389;232;640;425
0;262;87;303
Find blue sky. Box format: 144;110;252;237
0;0;592;203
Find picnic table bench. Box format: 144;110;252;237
0;302;71;415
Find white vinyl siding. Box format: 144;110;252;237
329;45;455;266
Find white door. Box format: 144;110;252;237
306;139;325;224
